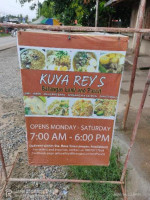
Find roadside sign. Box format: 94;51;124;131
17;31;128;166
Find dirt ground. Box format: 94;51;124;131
115;60;150;200
0;47;150;200
68;184;85;200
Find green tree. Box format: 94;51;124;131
19;0;131;27
40;0;115;26
39;0;96;26
19;0;32;6
52;0;115;26
19;14;23;23
25;15;29;23
40;0;54;18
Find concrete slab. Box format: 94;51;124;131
0;36;17;51
115;61;150;199
126;54;150;69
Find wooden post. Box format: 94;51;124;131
95;0;99;27
123;0;147;129
121;70;150;182
132;1;141;52
0;143;7;181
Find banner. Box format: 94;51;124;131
17;31;128;166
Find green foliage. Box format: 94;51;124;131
18;0;132;27
19;0;33;6
40;0;54;18
99;0;116;26
38;0;115;26
25;15;29;23
68;147;123;200
19;14;23;22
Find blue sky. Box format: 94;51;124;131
0;0;44;20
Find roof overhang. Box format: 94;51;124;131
104;0;126;7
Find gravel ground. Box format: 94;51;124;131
0;47;70;200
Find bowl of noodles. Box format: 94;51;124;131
73;52;97;72
94;99;117;117
20;48;45;70
47;100;69;116
72;99;93;117
46;50;71;71
24;96;47;115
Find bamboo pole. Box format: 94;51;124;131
0;143;7;181
123;0;147;129
0;23;150;33
9;178;123;184
121;70;150;182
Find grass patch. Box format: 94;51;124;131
68;147;122;200
0;33;10;37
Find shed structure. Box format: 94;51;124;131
105;0;150;55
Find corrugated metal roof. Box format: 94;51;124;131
105;0;126;7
